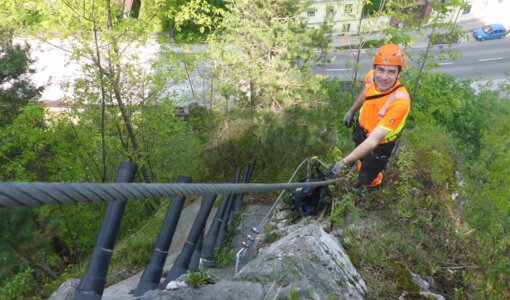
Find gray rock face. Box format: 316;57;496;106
53;206;367;300
231;205;271;251
48;279;79;300
398;272;445;300
235;221;367;300
153;280;264;300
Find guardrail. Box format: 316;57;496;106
0;158;342;299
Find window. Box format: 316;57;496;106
307;10;315;17
328;7;335;16
345;4;353;14
462;3;472;14
342;23;351;32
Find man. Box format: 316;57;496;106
331;44;411;188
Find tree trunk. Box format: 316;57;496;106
104;0;152;183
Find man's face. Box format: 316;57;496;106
373;65;400;92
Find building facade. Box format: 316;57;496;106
305;0;364;33
304;0;393;36
446;0;510;29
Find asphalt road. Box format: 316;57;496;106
314;36;510;82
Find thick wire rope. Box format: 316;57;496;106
0;173;342;209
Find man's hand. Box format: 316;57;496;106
342;110;355;128
329;160;352;177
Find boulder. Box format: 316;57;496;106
48;279;80;300
235;221;367;299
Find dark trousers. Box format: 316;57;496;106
352;121;396;186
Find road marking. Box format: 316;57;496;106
325;68;352;71
478;57;503;62
438;62;453;65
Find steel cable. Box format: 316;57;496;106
0;178;342;208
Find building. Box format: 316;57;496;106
445;0;510;30
306;0;363;33
305;0;510;36
304;0;390;35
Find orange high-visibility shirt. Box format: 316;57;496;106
359;70;411;144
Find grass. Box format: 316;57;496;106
212;249;235;268
186;269;215;288
336;152;476;299
264;232;279;244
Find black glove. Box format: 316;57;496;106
342;110;355;128
329;160;352;177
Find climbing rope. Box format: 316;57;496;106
0;165;342;208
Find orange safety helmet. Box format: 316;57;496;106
373;44;405;68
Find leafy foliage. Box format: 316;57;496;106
207;0;333;111
0;28;41;127
461;92;510;296
329;192;359;227
0;1;207;295
200;107;338;182
0;267;36;299
161;0;226;40
186;269;216;287
0;30;57;298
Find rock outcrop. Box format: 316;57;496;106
51;205;368;299
234;221;367;299
158;220;367;300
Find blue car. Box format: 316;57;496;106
473;24;507;41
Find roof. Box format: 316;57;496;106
489;23;506;30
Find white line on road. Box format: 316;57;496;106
438;62;453;65
325;68;352;71
478;57;504;62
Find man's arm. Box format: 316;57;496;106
342;85;370;127
349;85;369;113
342;126;389;165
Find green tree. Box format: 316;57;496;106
25;0;205;258
0;28;41;127
0;29;60;297
0;0;44;29
0;1;206;296
207;0;333;111
162;0;226;40
33;0;198;183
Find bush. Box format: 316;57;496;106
0;268;36;299
199;107;338;183
461;96;510;296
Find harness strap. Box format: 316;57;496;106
365;84;402;101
